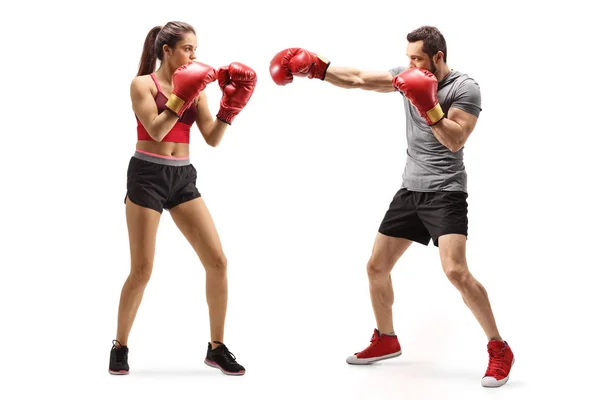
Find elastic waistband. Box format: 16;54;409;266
133;150;191;166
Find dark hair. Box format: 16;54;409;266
406;26;447;63
137;21;196;76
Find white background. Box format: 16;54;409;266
1;0;598;399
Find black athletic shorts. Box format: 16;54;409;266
378;188;468;247
124;150;201;214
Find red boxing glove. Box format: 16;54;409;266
269;48;330;86
216;62;257;124
166;61;217;116
392;68;444;125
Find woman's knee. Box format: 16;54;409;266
129;261;153;286
205;254;228;273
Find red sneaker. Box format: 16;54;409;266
346;329;402;365
481;340;515;387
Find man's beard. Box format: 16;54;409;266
428;56;437;75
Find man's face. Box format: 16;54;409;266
406;41;436;74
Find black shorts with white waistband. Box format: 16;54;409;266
378;188;468;247
124;151;201;214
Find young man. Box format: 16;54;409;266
269;26;515;388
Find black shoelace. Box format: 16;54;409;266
213;341;237;363
112;340;127;363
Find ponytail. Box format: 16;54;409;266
137;26;161;76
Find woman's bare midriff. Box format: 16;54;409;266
135;141;190;158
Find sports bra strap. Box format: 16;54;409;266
150;73;162;94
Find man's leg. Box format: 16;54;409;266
438;234;514;387
438;234;501;340
368;233;413;335
346;233;412;365
418;189;514;387
347;188;431;365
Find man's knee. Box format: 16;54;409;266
439;234;469;284
443;262;471;286
367;258;394;279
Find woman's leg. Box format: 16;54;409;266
169;197;227;345
116;199;161;344
169;197;244;375
109;198;161;374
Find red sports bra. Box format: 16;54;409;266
136;73;197;143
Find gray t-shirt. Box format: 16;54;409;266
389;66;482;193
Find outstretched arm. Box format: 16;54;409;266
324;67;396;92
269;47;395;93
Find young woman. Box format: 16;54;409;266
109;21;256;376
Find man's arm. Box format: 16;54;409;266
392;69;482;152
431;78;482;152
324;67;396;93
431;108;478;152
269;47;397;93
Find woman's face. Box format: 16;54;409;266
164;32;197;70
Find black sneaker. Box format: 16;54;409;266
204;341;245;375
109;340;130;375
